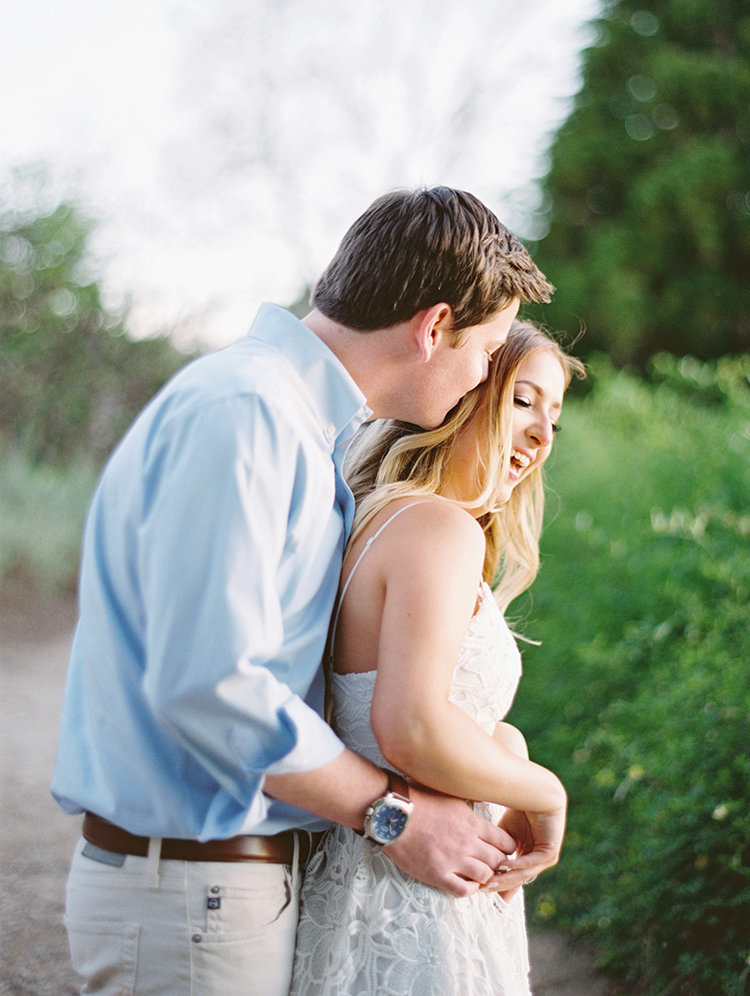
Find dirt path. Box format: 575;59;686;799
0;595;616;995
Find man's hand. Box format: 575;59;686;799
383;785;518;897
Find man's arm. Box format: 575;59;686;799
138;395;347;809
265;753;518;897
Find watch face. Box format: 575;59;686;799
370;800;409;843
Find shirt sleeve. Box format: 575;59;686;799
137;392;345;809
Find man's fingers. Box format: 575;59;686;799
478;821;518;856
441;874;482;899
469;838;515;876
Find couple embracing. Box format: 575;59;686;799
53;186;583;995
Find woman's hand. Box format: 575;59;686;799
482;723;566;899
497;807;535;856
482;803;567;898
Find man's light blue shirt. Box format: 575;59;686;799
51;304;371;839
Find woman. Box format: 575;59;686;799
290;321;585;995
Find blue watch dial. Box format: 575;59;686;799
372;803;409;841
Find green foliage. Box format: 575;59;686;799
529;0;750;365
0;441;98;595
509;354;750;993
0;170;192;464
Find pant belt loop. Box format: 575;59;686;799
146;837;162;888
291;831;301;890
302;829;315;865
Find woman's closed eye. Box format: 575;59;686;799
514;395;562;433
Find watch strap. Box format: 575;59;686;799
387;770;410;804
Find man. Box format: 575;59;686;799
52;186;554;994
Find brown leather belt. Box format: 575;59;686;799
83;812;324;865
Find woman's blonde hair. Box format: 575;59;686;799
345;320;586;610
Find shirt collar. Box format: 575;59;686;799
248;303;372;442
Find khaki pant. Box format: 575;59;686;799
64;836;301;995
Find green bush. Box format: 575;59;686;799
509;354;750;994
0;442;98;596
0;174;191;464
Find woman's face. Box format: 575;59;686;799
446;347;567;510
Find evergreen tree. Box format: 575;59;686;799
531;0;750;365
0;172;191;463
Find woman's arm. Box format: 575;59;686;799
369;502;566;817
487;721;566;895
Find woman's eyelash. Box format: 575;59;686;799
515;396;562;434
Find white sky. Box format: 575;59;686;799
0;0;601;349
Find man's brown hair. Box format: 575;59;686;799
312;186;554;339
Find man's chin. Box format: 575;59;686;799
415;415;444;431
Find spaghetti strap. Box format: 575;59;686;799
328;502;427;664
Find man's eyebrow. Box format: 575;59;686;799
515;380;562;411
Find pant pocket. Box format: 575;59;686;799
64;916;139;994
203;874;293;939
190;874;299;996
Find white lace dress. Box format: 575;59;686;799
290;579;532;996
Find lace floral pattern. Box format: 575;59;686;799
290;582;531;996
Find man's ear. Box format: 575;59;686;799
412;303;453;362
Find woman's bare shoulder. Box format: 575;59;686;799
366;495;485;567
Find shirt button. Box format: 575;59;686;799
326;423;336;437
192;933;202;943
209;885;220;895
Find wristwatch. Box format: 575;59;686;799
363;771;413;845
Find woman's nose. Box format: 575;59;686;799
527;418;553;446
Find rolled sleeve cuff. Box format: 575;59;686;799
263;696;346;776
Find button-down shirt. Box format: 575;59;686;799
51;304;371;839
